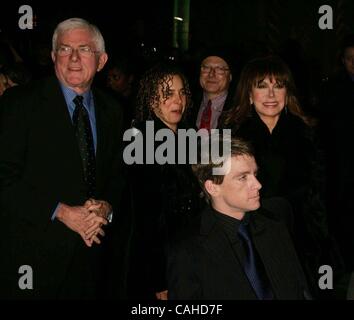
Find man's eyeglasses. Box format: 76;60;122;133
56;45;98;57
201;64;230;75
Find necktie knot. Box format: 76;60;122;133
72;96;86;127
207;99;212;108
73;95;84;106
238;222;251;243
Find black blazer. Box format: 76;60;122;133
167;206;309;300
0;76;126;298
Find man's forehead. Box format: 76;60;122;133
215;155;254;176
228;155;257;173
202;56;229;66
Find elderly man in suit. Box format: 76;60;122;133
167;137;310;300
0;18;127;299
189;47;235;131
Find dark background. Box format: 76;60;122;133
1;0;354;76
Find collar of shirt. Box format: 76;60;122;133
202;91;228;113
212;207;243;242
59;82;94;120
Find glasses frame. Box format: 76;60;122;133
56;45;98;57
201;64;230;76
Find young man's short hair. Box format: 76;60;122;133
192;137;254;202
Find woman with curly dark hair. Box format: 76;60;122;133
134;62;192;130
126;63;203;300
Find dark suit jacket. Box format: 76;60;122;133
0;76;127;299
167;206;309;300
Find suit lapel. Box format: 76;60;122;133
41;77;74;132
200;208;245;271
251;212;296;299
38;77;86;201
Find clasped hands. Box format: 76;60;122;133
56;198;112;247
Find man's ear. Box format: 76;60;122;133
204;180;219;197
97;52;108;72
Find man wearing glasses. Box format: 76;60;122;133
193;48;235;131
0;18;128;299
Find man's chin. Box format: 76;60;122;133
250;201;261;211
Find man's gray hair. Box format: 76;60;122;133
52;17;105;53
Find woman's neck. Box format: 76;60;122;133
156;116;177;132
259;114;280;133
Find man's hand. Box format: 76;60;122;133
156;290;168;300
84;198;112;219
56;203;107;247
83;211;108;243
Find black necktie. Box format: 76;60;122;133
72;95;96;198
238;221;273;300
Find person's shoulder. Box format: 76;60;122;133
260;197;294;232
252;211;293;243
285;112;306;127
1;77;47;99
285;112;315;138
0;77;54;113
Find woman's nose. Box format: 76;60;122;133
268;87;275;97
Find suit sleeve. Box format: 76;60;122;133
0;89;59;231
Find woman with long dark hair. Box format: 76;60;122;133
222;56;333;298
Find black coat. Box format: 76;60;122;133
168;206;309;300
126;116;204;298
0;77;127;299
229;110;330;295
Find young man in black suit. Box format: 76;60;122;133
0;18;129;299
167;137;310;299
